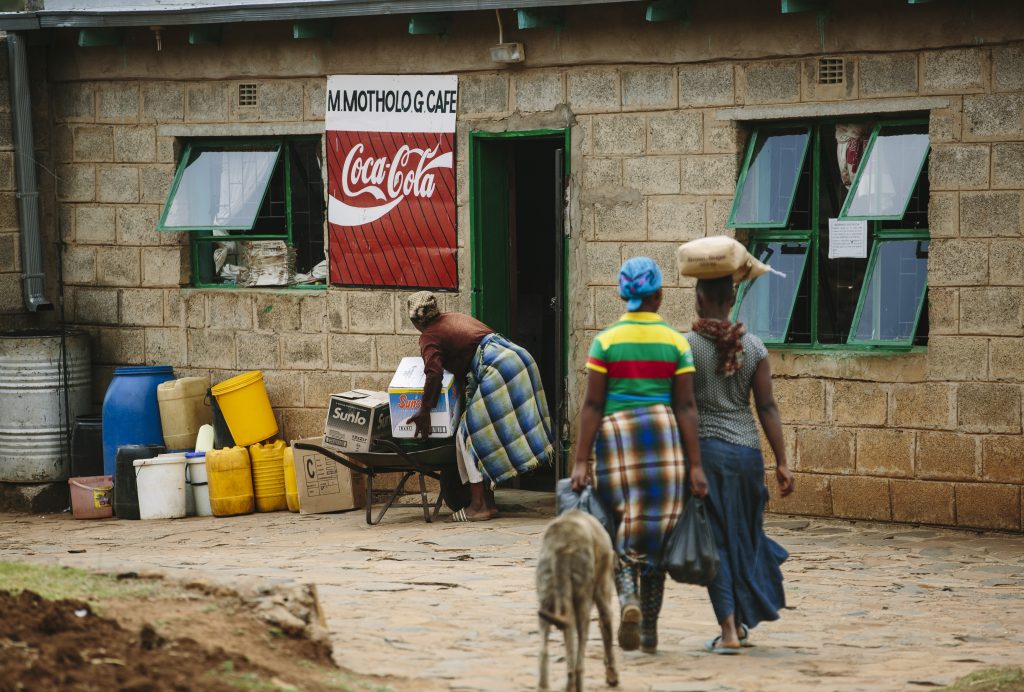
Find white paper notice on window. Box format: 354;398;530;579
828;218;868;259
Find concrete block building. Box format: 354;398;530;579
1;0;1022;529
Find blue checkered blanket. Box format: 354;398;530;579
461;334;554;485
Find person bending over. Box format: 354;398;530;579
406;291;555;522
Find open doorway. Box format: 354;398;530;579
469;131;568;491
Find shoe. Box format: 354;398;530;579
640;630;657;654
618;598;641;651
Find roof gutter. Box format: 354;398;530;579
0;0;636;30
7;32;51;312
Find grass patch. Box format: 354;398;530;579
325;671;395;692
206;663;292;691
206;661;306;692
941;667;1024;692
0;562;172;602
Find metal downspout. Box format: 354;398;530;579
7;32;51;312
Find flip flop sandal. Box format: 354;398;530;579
738;624;753;647
450;508;491;523
703;637;742;655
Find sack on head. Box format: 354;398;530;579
676;235;781;282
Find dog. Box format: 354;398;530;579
536;510;619;692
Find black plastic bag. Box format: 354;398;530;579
555;478;616;542
662;497;720;585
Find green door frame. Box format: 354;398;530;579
468;128;570;316
468;128;572;476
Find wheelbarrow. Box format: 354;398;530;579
291;438;470;525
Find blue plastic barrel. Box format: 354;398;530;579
101;366;174;476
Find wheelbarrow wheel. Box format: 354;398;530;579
440;466;471;512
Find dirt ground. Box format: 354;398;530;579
1;589;274;691
0;564;407;691
1;490;1023;691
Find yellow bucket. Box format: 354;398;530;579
250;440;287;513
283;446;299;513
206;446;254;517
210;371;278;446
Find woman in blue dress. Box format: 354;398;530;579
684;274;795;654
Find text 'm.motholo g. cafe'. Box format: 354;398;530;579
325;75;459;291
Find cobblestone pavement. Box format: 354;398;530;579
1;491;1022;691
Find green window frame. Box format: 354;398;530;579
730;117;930;351
838;124;931;221
159;137;326;290
158;141;282;232
847;232;929;346
733;234;811;345
727;125;813;229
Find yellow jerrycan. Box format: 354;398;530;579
249;440;288;513
206;446;254;517
283;445;300;513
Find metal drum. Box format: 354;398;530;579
0;330;92;482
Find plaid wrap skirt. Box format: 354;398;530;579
461;334;555;485
593;404;686;573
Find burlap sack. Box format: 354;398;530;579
676;236;777;282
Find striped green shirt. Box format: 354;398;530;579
586;312;695;415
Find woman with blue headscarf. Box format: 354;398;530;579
571;256;707;654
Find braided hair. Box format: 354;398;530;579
693;277;746;377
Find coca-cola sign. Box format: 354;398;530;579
326;75;458;289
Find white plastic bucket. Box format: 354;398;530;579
186;453;212;517
156;452;192;515
133;455;187;520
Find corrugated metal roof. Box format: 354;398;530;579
1;0;637;31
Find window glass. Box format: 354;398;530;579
730;128;811;227
842;127;929;219
879;147;929;230
851;239;928;342
735;241;809;342
163;147;280;229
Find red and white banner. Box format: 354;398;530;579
326;75;458;289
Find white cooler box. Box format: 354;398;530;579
388;356;461;439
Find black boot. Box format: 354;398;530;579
639;571;666;654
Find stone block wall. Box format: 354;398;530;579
54;69;471;445
44;16;1024;530
750;44;1023;532
541;45;1024;532
0;38;19;313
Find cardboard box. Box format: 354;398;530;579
388;356;461;439
291;438;366;514
323;389;391;453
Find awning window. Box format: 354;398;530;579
839;125;930;221
727;126;812;228
158;144;281;231
734;240;810;344
848;238;929;345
